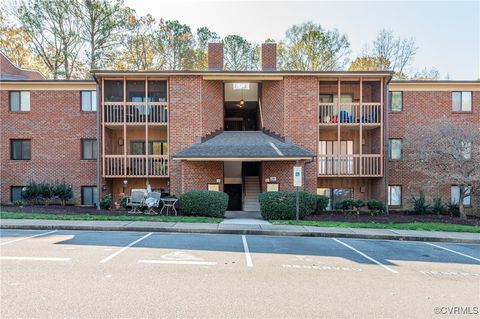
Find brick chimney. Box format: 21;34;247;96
260;43;277;71
208;43;224;70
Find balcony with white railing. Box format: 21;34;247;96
103;155;169;177
103;102;168;125
319;103;381;125
318;154;382;177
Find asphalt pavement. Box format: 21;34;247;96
1;229;479;318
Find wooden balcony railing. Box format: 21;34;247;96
318;154;382;176
103;102;168;124
319;103;381;124
103;155;168;177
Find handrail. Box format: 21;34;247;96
258;98;264;129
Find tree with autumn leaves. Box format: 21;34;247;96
2;0;432;79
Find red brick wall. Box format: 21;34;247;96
208;43;224;70
169;75;202;195
0;89;97;204
182;161;224;192
388;90;480;212
262;161;295;192
260;43;277;71
284;76;318;193
201;80;223;136
262;80;284;136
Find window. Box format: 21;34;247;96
81;186;98;206
81;91;97;111
10;139;31;160
388;186;402;206
459;141;472;160
9;91;30;112
389;139;402;160
389;91;403;112
452;92;472;112
451;186;471;207
81;139;97;160
10;186;25;202
317;188;332;210
332;188;352;209
130;141;168;155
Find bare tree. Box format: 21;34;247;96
14;0;83;79
355;29;417;78
405;119;480;219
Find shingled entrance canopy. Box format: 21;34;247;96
173;131;314;161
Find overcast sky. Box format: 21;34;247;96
124;0;479;79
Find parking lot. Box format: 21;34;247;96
1;229;479;318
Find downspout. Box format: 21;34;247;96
302;157;316;192
93;74;101;210
384;75;393;214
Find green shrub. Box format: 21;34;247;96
120;196;129;209
315;195;329;213
447;203;460;217
431;198;447;215
13;200;25;207
178;191;228;218
366;199;386;213
23;181;42;204
38;181;53;205
100;194;112;210
334;199;364;211
52;181;73;206
258;191;317;220
411;191;431;214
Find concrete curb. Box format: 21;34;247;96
1;223;479;244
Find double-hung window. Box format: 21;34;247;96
81;139;97;160
389;91;403;112
388;186;402;206
389;139;402;160
9;91;30;111
81;91;97;111
10;139;31;160
451;186;471;207
452;92;472;112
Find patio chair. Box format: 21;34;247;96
144;192;162;215
126;190;146;214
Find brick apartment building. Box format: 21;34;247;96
1;44;478;215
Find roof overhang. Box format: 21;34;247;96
173;156;313;161
389;81;480;91
172;131;315;161
0;80;96;90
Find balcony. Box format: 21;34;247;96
319;103;381;125
318;154;382;177
103;155;169;177
103;102;168;125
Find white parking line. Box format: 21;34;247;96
0;230;58;246
0;256;70;262
332;238;399;274
425;242;480;263
242;235;253;267
138;260;217;265
100;232;152;264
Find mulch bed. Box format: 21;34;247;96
305;211;480;226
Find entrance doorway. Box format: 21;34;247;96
224;184;242;210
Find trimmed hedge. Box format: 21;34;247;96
315;195;329;213
258;191;317;220
178;190;229;218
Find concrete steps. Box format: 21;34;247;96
243;176;261;211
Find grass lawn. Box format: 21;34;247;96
271;220;480;233
0;211;222;223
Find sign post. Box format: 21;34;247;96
293;166;302;221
